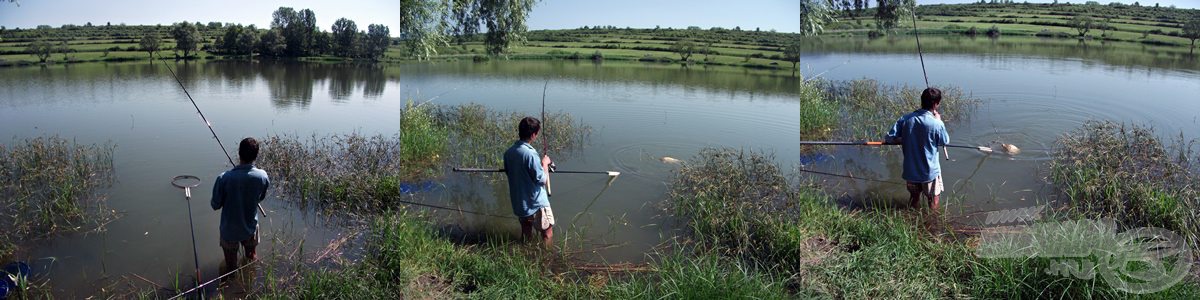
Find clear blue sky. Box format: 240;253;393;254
528;0;1199;33
0;0;399;36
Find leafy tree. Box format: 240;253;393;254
312;31;332;55
57;40;70;61
219;24;259;55
258;28;287;56
1069;15;1094;37
140;33;161;58
477;0;536;55
237;25;261;55
332;18;358;57
271;7;319;57
401;0;446;59
27;40;53;63
404;0;536;56
800;0;832;35
670;40;696;62
1184;17;1200;53
170;21;201;58
874;0;915;31
363;24;391;60
784;40;802;71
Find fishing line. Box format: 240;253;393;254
396;198;515;219
797;168;904;185
151;52;267;217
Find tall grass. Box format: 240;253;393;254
258;133;401;212
400;100;449;181
1050;120;1200;245
817;79;979;141
670;147;1200;298
434;103;592;171
0;136;114;260
799;81;837;141
399;100;591;182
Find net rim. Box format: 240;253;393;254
171;175;201;189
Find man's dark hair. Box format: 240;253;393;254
518;117;541;140
239;137;259;164
920;87;943;110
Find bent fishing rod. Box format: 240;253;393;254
798;140;994;153
454;167;621;177
152;53;267;217
541;79;557;196
910;6;951;161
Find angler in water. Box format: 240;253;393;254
885;88;950;211
211;138;271;273
503;117;556;248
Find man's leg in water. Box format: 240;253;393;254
221;240;239;272
907;182;922;208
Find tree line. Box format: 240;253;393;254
144;7;392;60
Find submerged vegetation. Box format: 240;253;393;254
1051;120;1200;246
0;136;114;260
258;133;401;213
400;99;592;182
800;79;980;148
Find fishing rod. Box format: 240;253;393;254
151;52;266;217
541;79;557;196
798;141;994;152
909;6;951;161
453;167;621;177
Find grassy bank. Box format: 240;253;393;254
1050;120;1200;246
254;146;1199;298
670;148;1198;298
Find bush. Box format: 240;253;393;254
965;26;979;36
985;25;1002;37
590;50;603;61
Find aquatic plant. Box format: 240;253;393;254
0;136;114;260
1050;120;1200;245
401;100;449;181
258;133;401;213
817;79;980;141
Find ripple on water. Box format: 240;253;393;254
967;91;1128;161
608;140;706;182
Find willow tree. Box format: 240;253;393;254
402;0;538;59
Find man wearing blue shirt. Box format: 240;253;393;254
211;137;270;272
886;88;949;210
504;117;555;248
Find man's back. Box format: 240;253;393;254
503;140;548;218
211;164;269;242
888;109;949;182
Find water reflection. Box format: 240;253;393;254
0;61;397;110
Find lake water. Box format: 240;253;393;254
403;39;1200;265
3;35;1200;296
0;61;400;297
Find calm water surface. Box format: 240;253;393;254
0;60;400;297
403;45;1200;263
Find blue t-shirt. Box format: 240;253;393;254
503;140;549;218
885;109;949;183
210;164;269;242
